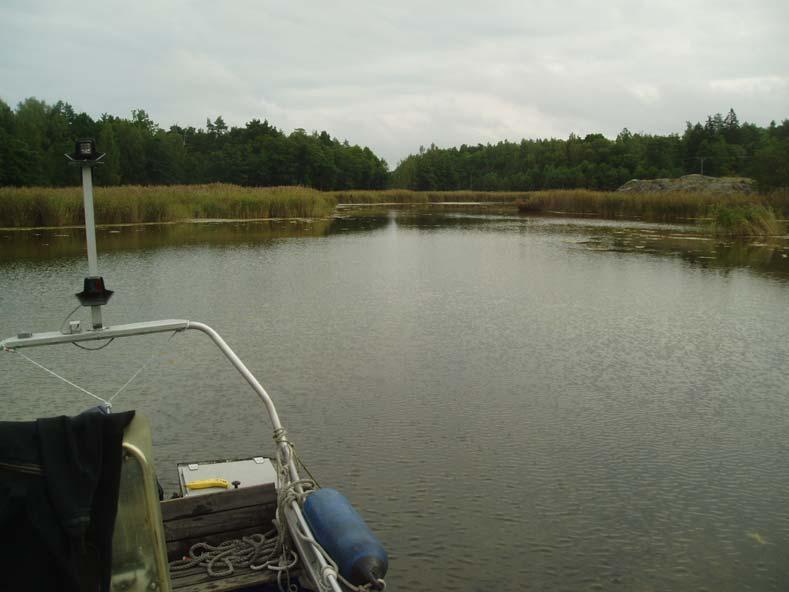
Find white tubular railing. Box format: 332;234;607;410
1;319;342;592
185;322;341;589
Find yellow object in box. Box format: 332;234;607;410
186;478;230;490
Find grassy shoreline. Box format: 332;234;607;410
1;185;786;236
0;184;337;227
332;189;529;203
514;189;787;236
518;188;785;213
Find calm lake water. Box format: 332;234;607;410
2;206;789;591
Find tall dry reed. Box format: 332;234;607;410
332;189;528;204
0;184;337;227
517;189;776;222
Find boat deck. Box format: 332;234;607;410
169;562;279;592
162;483;287;592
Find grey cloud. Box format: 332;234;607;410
1;0;787;166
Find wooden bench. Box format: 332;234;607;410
161;483;282;592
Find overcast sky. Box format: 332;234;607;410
1;0;787;166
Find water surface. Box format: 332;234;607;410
2;208;788;591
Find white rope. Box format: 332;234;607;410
6;329;180;410
169;531;282;576
272;429;385;592
9;349;111;407
108;330;178;403
168;430;306;592
167;428;384;592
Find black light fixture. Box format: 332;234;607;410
75;276;114;306
72;138;98;161
66;138;105;165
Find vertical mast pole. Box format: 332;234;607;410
81;165;102;328
81;165;99;276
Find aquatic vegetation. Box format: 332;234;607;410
516;189;778;223
764;189;789;218
747;532;767;545
710;204;781;237
332;189;528;204
0;184;337;227
2;185;784;235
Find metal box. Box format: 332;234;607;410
176;456;277;497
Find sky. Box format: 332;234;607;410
1;0;788;167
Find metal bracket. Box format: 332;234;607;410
65;153;106;167
1;319;189;350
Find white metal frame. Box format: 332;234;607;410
2;154;343;592
1;320;341;592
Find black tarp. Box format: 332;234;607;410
0;409;134;592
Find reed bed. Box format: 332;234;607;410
0;184;337;227
514;189;785;236
764;189;789;218
522;189;703;220
2;184;785;237
333;189;529;204
517;189;774;221
710;205;781;237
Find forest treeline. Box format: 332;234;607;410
392;110;789;192
0;98;388;190
1;98;787;192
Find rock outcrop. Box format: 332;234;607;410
617;174;756;195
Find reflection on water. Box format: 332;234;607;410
1;206;788;592
0;217;397;263
0;219;332;262
565;225;789;278
4;208;787;278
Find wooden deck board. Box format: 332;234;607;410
163;484;284;591
164;504;273;541
161;484;276;521
162;484;278;561
169;562;279;592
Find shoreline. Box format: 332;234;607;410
1;185;786;238
2;206;787;241
0;216;328;232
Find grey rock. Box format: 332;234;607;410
617;174;756;195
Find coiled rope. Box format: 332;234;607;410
168;529;300;589
167;429;313;592
168;429;384;592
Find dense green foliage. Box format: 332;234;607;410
2;99;787;196
0;98;388;189
392;110;789;192
0;184;336;227
710;204;781;237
